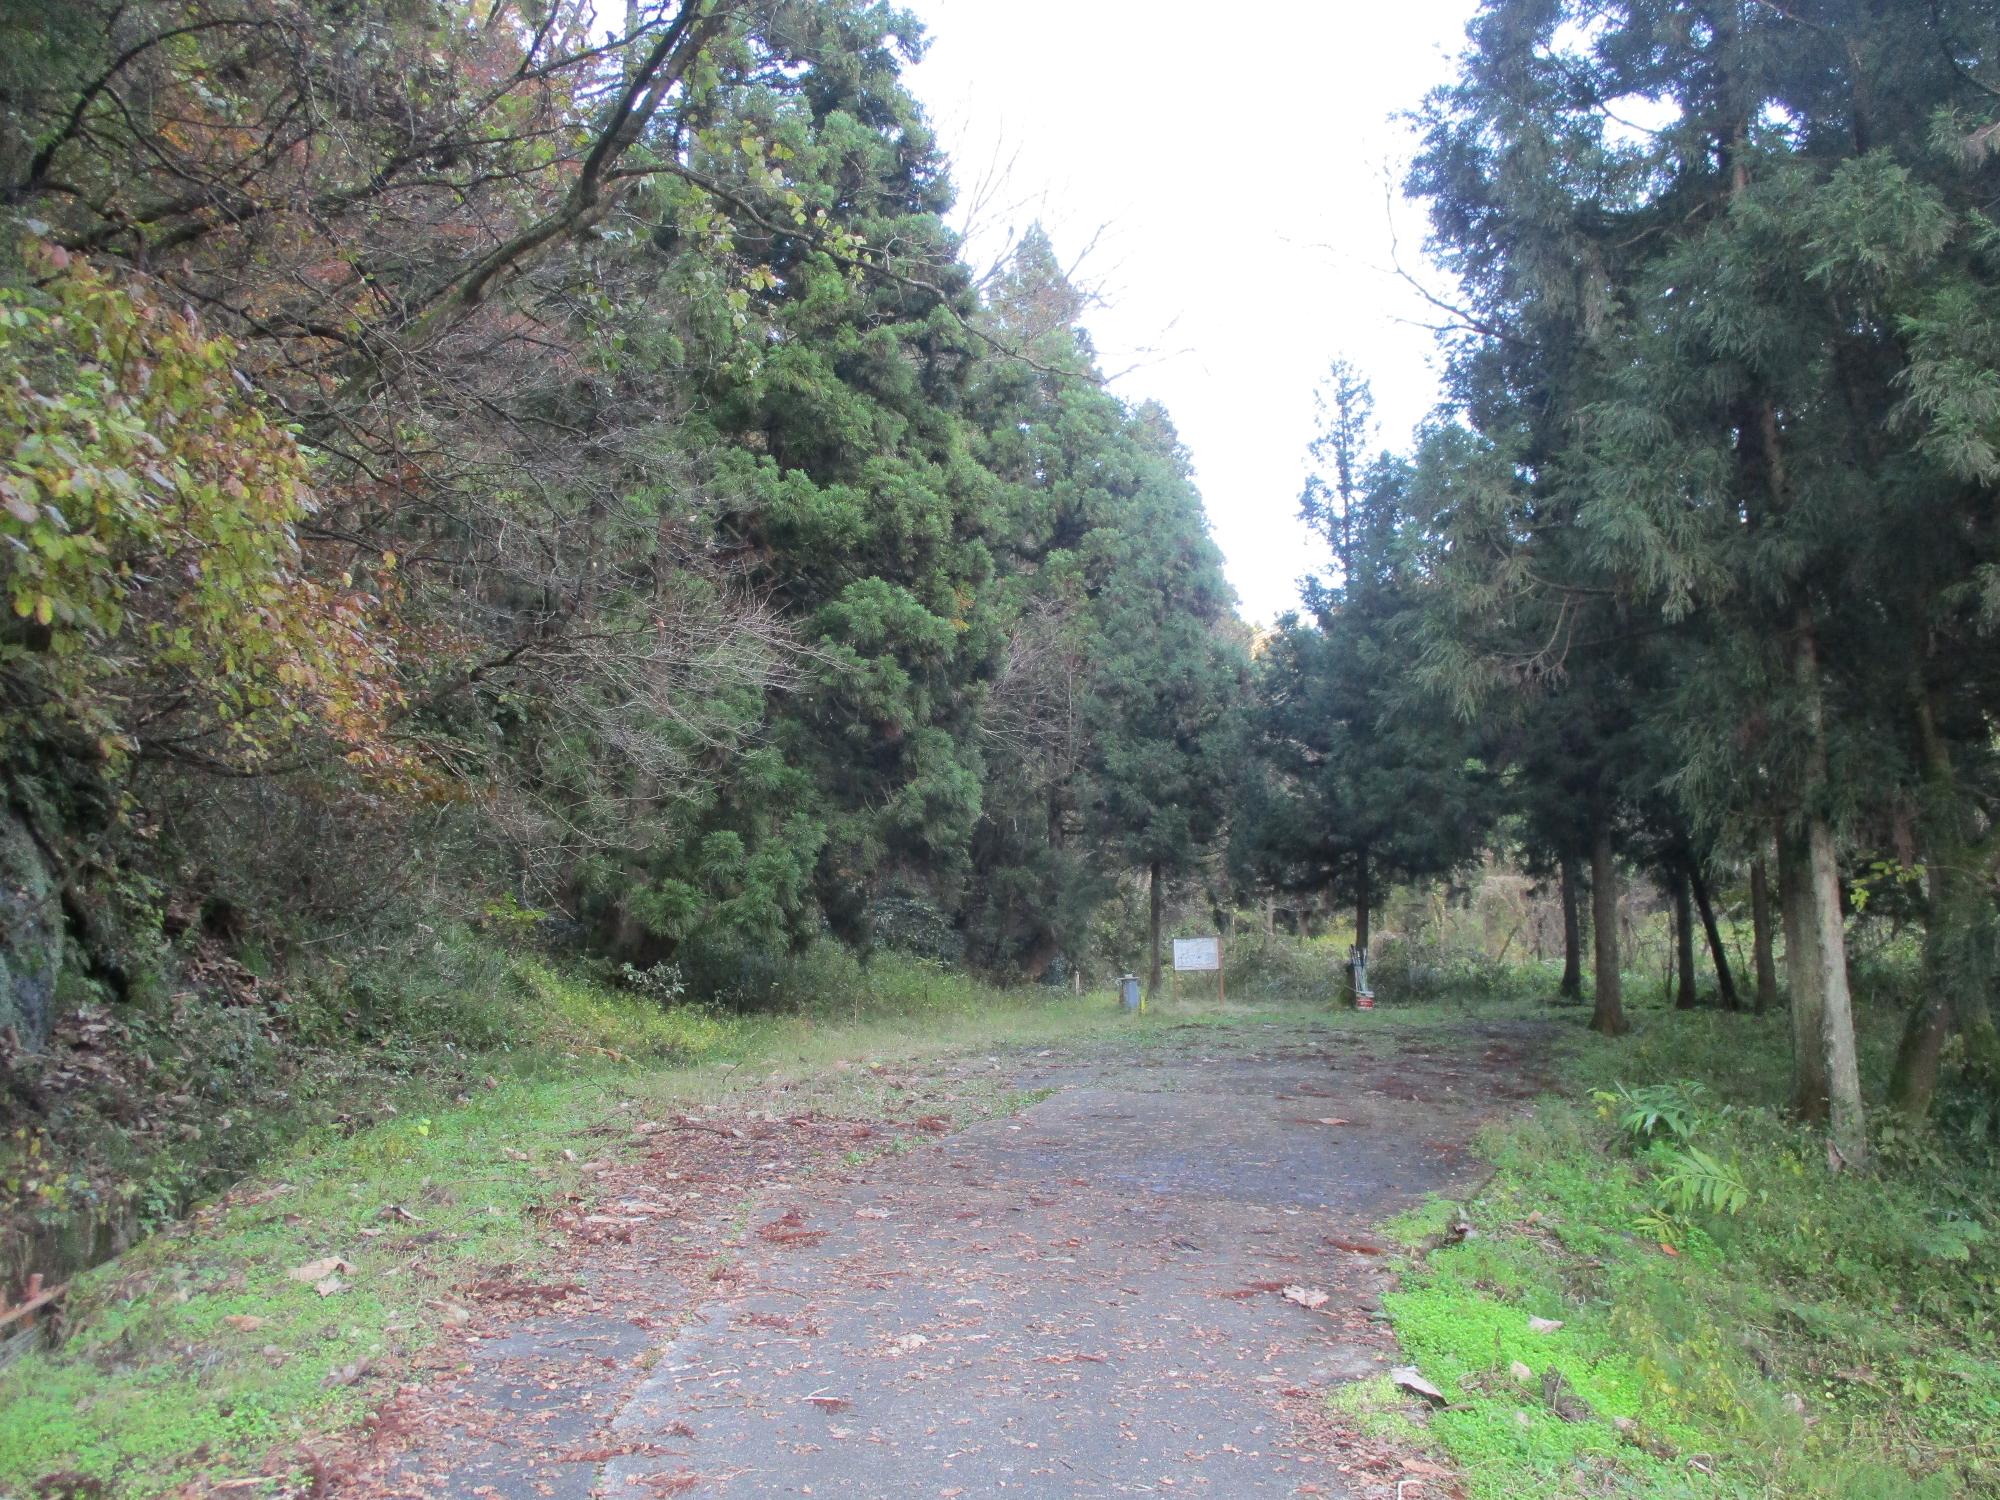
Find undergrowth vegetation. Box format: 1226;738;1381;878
1374;994;2000;1499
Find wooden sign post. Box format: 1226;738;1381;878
1171;936;1224;1003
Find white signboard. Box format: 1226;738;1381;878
1172;936;1220;972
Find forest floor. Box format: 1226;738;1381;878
327;1012;1548;1500
328;1012;1544;1500
16;986;1991;1499
1;997;1550;1499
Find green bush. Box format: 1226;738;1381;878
1370;936;1552;1004
1210;927;1345;1003
503;958;745;1063
865;893;965;965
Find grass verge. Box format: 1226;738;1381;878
1368;999;2000;1499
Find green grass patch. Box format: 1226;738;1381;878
1369;996;2000;1499
0;1071;615;1494
1325;1372;1433;1446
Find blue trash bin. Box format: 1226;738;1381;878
1119;974;1141;1011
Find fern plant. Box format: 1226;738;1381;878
1655;1146;1751;1218
1598;1081;1713;1144
1910;1216;1988;1263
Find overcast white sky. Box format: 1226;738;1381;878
901;0;1481;624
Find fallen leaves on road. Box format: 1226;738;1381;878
756;1208;829;1246
1392;1365;1449;1406
468;1277;582;1304
556;1442;667;1463
322;1038;1532;1500
1324;1236;1386;1255
634;1473;701;1494
1215;1279;1289;1300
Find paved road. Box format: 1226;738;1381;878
363;1023;1545;1499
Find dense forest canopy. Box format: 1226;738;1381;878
0;0;1243;1030
5;0;2000;1205
1385;0;2000;1169
1235;0;2000;1173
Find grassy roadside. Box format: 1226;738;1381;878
1364;999;2000;1500
0;961;1317;1497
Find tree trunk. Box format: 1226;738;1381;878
1750;853;1778;1014
1558;852;1584;1003
1806;811;1867;1168
1355;847;1371;955
1792;619;1865;1169
1889;982;1954;1121
1719;119;1857;1148
1889;688;1993;1118
1589;805;1629;1036
1146;860;1164;1000
1689;862;1740;1011
1672;867;1698;1010
1778;824;1831;1123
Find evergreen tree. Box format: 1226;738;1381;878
1239;366;1492;966
0;0;1256;1008
1081;406;1246;998
1397;0;2000;1153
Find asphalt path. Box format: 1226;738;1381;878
359;1021;1548;1500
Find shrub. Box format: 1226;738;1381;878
1211;927;1345;1003
0;238;404;773
865;893;965;965
1370;935;1550;1004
